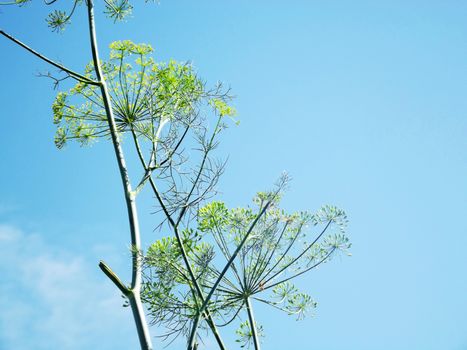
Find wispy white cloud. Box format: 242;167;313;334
0;224;138;350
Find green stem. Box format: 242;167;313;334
86;1;152;349
0;29;99;85
130;128;227;350
246;297;260;350
99;260;130;296
187;198;274;350
176;115;222;226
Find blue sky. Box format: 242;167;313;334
1;1;467;349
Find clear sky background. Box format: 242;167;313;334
1;1;467;350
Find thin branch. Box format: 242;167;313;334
99;260;130;296
261;248;336;292
130;121;227;350
0;29;99;85
249;221;290;289
261;220;332;287
176;115;222;226
187;195;277;350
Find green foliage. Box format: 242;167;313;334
47;9;69;32
5;0;158;31
104;0;133;22
0;0;32;7
198;201;230;232
52;40;234;149
141;232;219;339
2;2;350;348
141;186;350;346
209;98;236;117
313;205;348;231
236;320;264;348
284;292;317;320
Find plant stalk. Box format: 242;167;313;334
246;297;260;350
86;1;152;349
187;199;273;350
129;128;227;350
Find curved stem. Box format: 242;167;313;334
86;1;152;349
